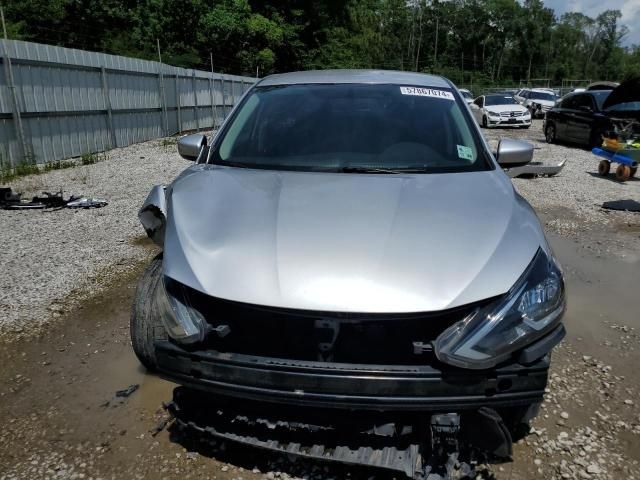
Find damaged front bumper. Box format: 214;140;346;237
167;386;529;479
156;325;563;478
154;326;563;411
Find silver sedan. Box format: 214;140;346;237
133;70;565;475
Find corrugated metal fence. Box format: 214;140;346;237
0;39;257;166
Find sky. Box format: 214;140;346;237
543;0;640;46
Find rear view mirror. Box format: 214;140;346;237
495;139;533;168
177;134;207;161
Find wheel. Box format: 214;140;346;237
499;403;541;441
130;254;167;370
482;115;488;128
615;164;631;182
598;160;611;176
631;166;637;177
545;124;556;144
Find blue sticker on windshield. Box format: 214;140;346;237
457;145;473;161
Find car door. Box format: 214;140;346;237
566;94;596;144
552;95;575;140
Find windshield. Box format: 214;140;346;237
461;90;473;99
529;91;556;101
212;84;491;173
484;95;518;106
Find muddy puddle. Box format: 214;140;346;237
547;232;639;367
0;231;638;479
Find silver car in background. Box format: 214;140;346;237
133;70;565;477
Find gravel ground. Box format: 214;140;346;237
0;136;192;339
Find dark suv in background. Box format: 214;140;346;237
543;90;614;147
543;78;640;148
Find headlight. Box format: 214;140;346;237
487;110;499;116
156;276;207;344
434;248;564;369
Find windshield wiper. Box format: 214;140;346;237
342;166;432;174
342;166;433;174
341;166;400;174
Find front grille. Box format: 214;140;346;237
179;284;491;365
499;111;525;117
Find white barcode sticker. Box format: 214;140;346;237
400;86;454;101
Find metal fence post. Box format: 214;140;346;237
192;71;199;132
209;76;215;129
175;74;182;133
158;69;168;136
220;74;226;119
100;67;117;148
1;38;29;165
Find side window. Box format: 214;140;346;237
561;95;576;109
574;94;594;111
523;91;530;99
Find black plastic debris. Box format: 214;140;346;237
115;384;140;398
0;188;108;210
602;199;640;212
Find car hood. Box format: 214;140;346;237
602;77;640;119
163;165;546;313
486;104;528;113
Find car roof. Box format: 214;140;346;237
258;70;451;88
567;90;609;96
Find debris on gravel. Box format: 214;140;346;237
0;134;201;339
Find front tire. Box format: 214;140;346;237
130;254;167;370
499;402;541;441
545;124;556;144
482;115;488;128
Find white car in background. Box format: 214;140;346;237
470;94;531;128
514;88;558;118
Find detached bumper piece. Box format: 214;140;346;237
505;160;566;178
167;387;514;479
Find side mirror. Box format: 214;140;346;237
177;134;207;161
495;138;533;168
